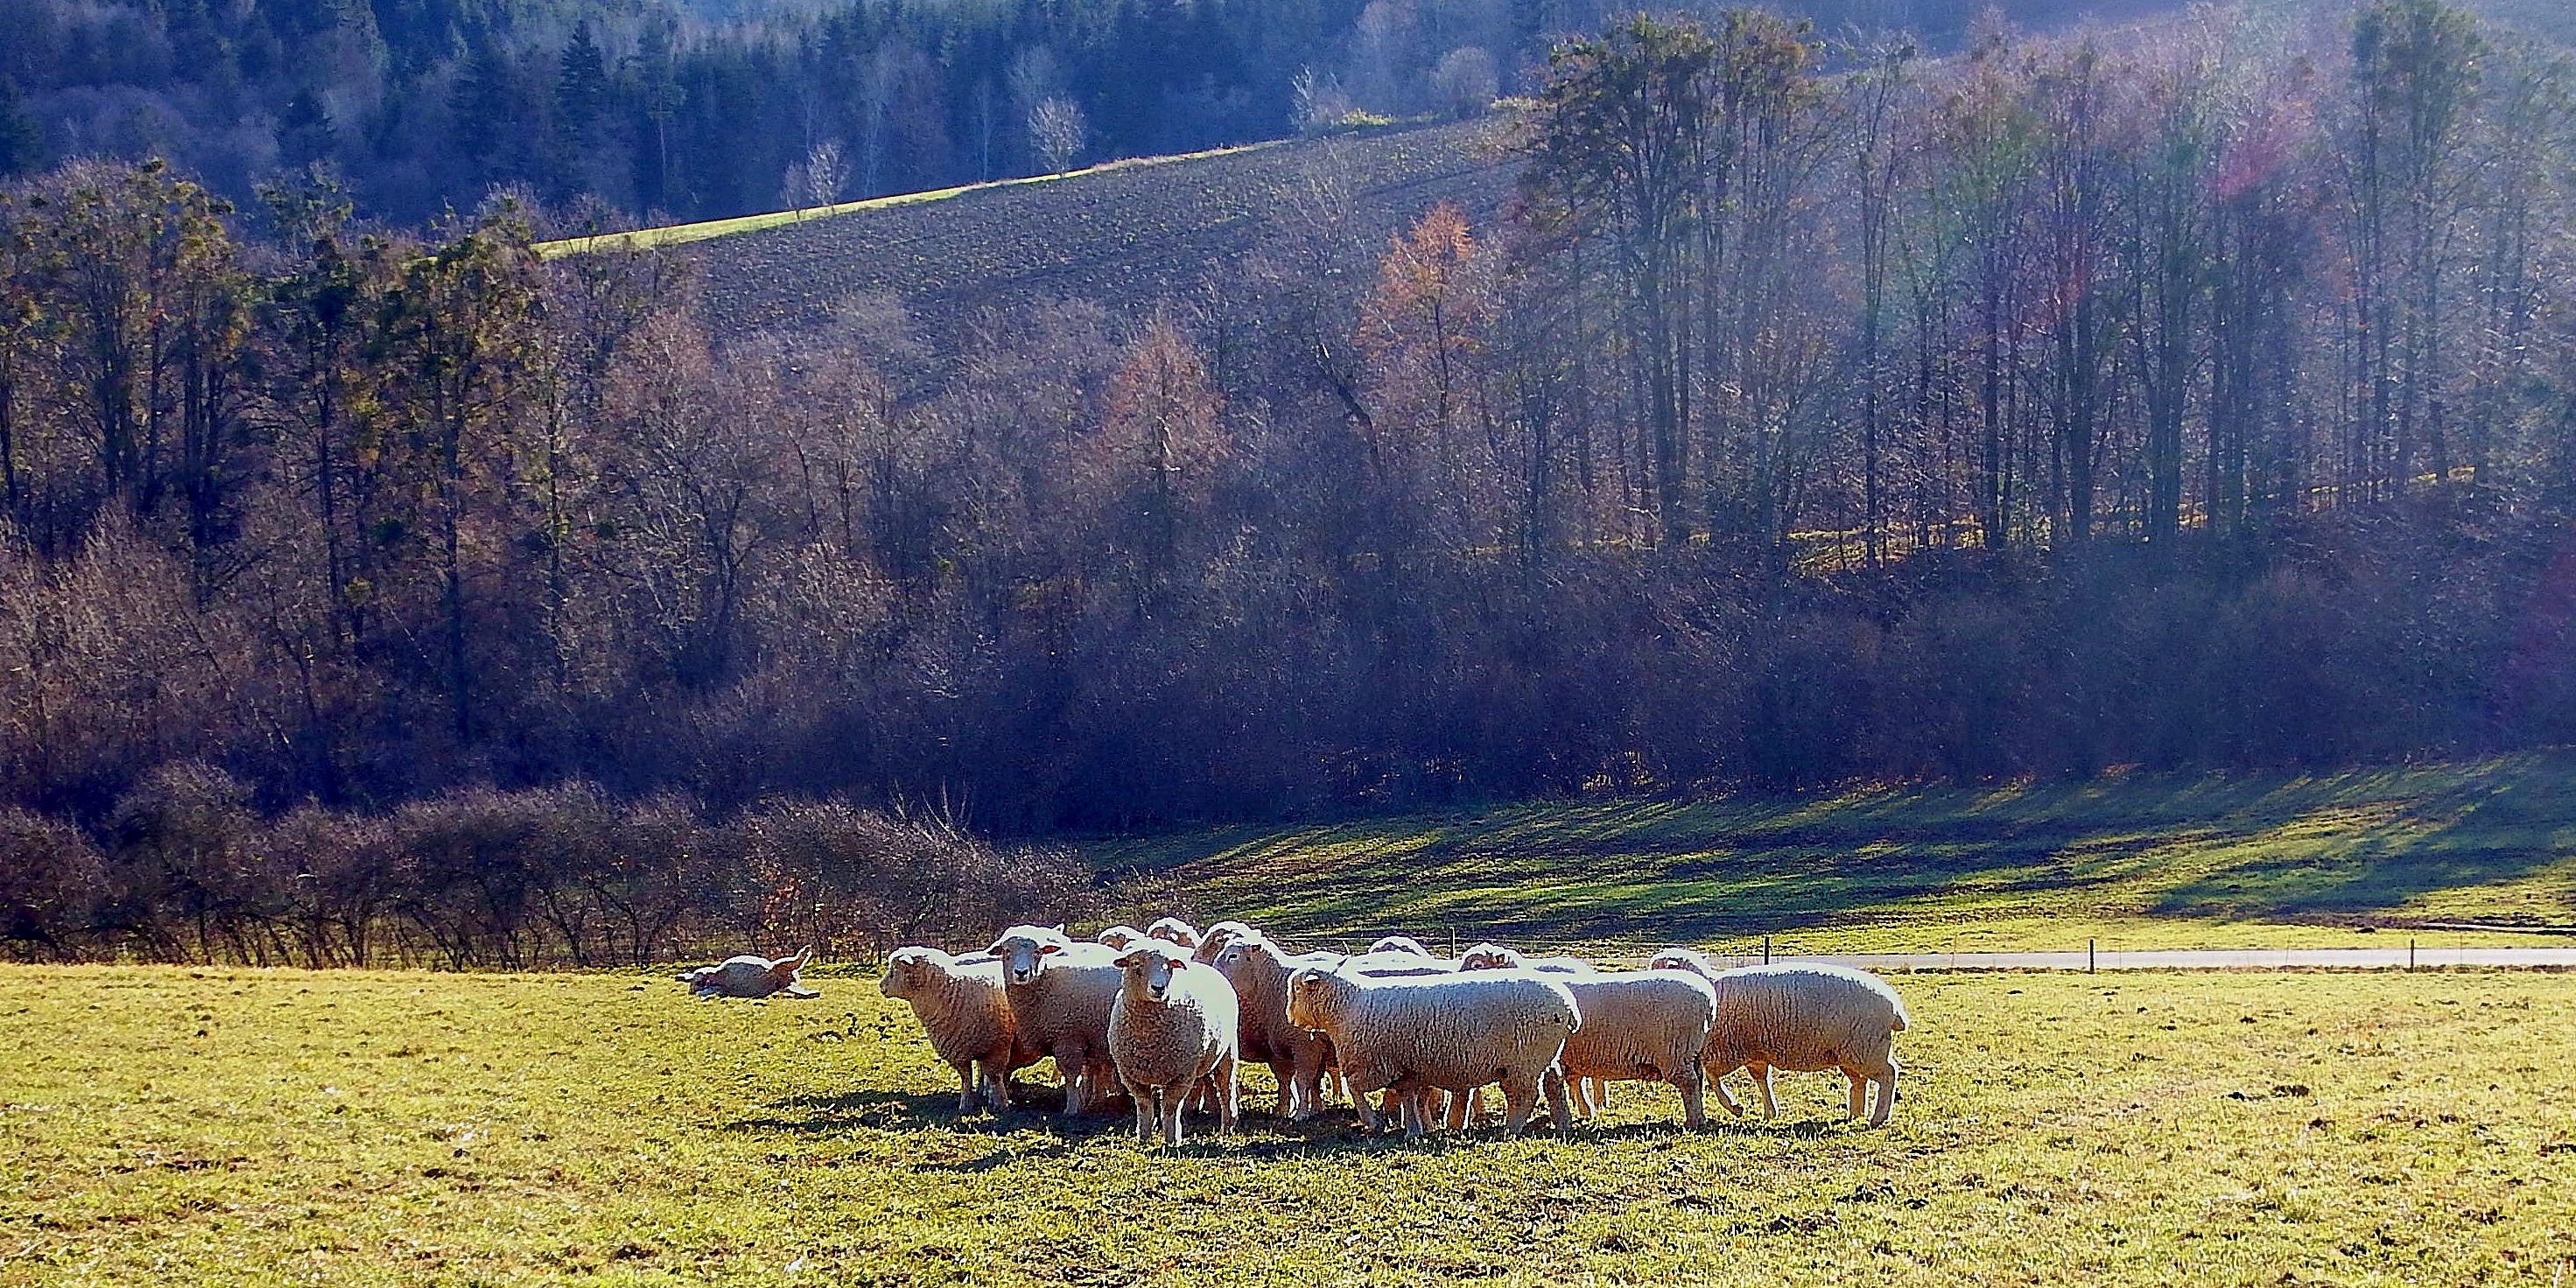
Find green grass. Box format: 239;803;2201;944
1094;755;2576;956
530;140;1290;260
4;964;2573;1284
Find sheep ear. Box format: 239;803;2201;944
1038;941;1063;956
1051;923;1067;936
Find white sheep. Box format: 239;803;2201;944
1366;934;1435;956
1286;964;1577;1140
678;948;818;999
879;947;1024;1113
1457;942;1597;974
986;924;1129;1116
1107;941;1241;1144
1648;948;1909;1126
1146;917;1204;949
1096;925;1151;950
1206;932;1343;1118
1548;970;1717;1128
1454;950;1692;1127
1192;919;1262;963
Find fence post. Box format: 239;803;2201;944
2088;939;2095;974
1762;935;1771;965
2410;938;2417;972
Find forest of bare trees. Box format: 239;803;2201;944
2;0;2572;962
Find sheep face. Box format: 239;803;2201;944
1283;967;1342;1032
1457;943;1523;970
878;947;941;1000
1113;942;1193;1003
1646;948;1717;980
1095;926;1149;950
986;924;1072;984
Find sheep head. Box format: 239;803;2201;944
1145;917;1204;949
1457;943;1524;971
1113;941;1197;1003
878;946;946;1000
1367;934;1431;956
1095;925;1149;950
987;924;1072;984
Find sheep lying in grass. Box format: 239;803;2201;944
1147;917;1204;950
987;924;1129;1116
1096;925;1151;950
679;948;818;999
1207;932;1342;1118
1287;964;1577;1140
1648;948;1910;1126
1108;942;1241;1144
879;947;1024;1113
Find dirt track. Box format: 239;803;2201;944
1716;946;2576;971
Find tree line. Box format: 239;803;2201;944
1;0;2573;963
0;0;2200;226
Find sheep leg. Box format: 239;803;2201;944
1442;1089;1470;1132
1130;1082;1157;1144
1162;1084;1189;1145
1846;1068;1868;1120
1580;1076;1603;1118
1494;1071;1539;1139
1288;1046;1327;1121
1056;1043;1091;1117
979;1058;1014;1115
1702;1059;1746;1117
1750;1062;1779;1119
1214;1054;1240;1134
1269;1059;1296;1118
953;1061;979;1114
1677;1068;1706;1130
1869;1057;1900;1126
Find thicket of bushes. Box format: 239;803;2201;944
0;768;1091;966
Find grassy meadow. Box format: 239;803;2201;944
1098;755;2576;956
2;964;2572;1285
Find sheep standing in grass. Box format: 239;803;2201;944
1452;943;1604;1116
1649;948;1909;1126
1108;942;1241;1144
1096;925;1151;950
879;948;1023;1113
680;948;819;998
1147;917;1204;950
1207;932;1342;1118
1286;965;1577;1139
1455;952;1708;1128
987;925;1129;1116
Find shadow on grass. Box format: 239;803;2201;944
1103;753;2576;942
2151;765;2576;920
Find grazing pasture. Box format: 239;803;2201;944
1098;756;2576;955
3;964;2572;1285
545;118;1514;343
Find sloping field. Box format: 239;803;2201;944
1093;756;2576;956
4;964;2572;1285
558;119;1516;340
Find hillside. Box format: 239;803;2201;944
548;118;1518;340
1094;756;2576;955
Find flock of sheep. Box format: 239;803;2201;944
858;917;1912;1145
